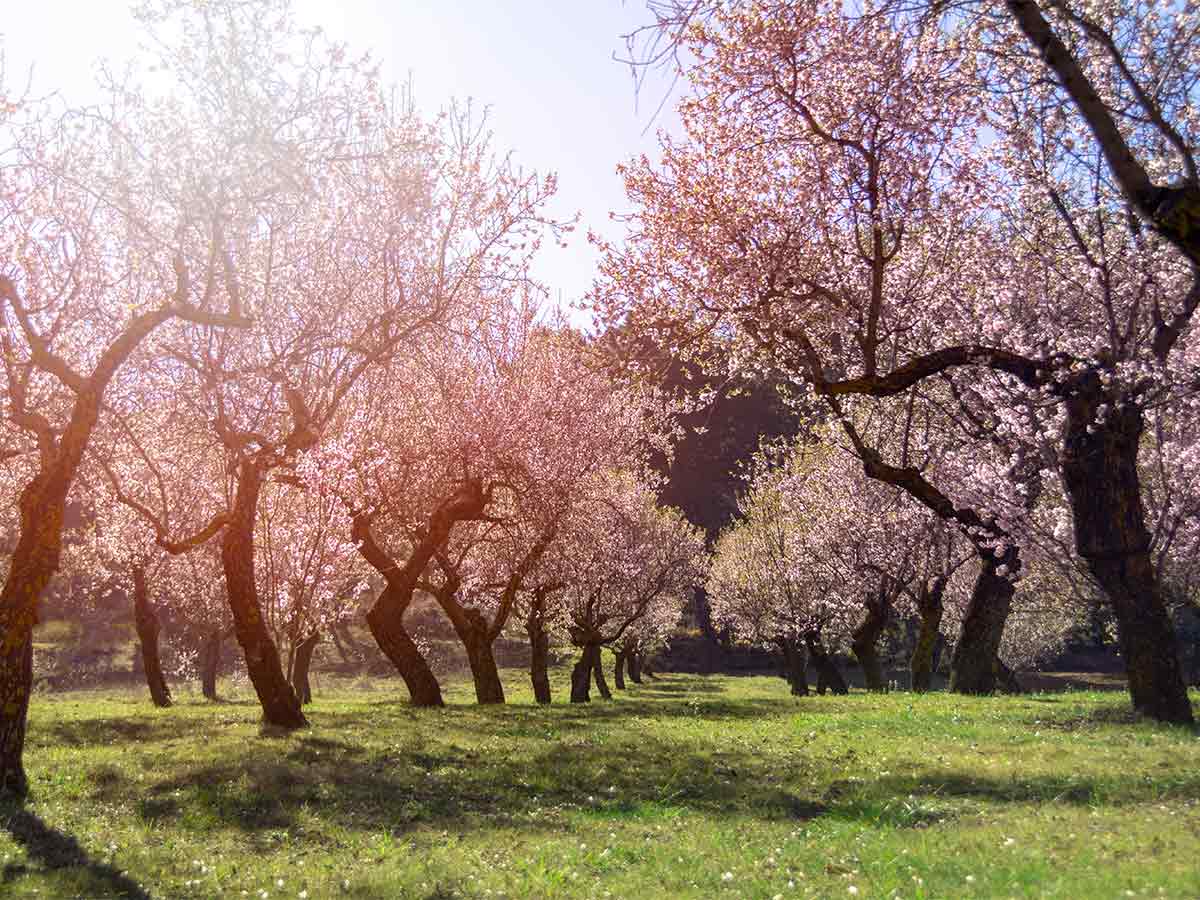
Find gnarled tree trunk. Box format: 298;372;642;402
911;577;945;693
222;460;306;728
356;482;490;709
1060;376;1192;723
289;631;320;705
852;592;890;692
805;632;848;695
132;564;171;708
949;549;1015;695
463;628;505;705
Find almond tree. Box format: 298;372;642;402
0;9;267;792
602;0;1197;721
552;472;706;703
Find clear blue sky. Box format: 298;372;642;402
4;1;683;316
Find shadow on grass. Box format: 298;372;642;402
0;801;150;898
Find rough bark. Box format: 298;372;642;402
948;549;1015;695
592;648;612;699
804;633;848;695
289;631;320;705
131;564;172;708
570;644;599;703
221;460;307;728
526;605;552;704
613;651;628;690
200;627;223;700
851;592;890;692
911;577;946;693
1059;376;1193;723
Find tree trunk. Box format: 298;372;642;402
949;549;1015;695
852;593;890;692
994;655;1024;695
805;633;848;695
131;564;172;708
527;611;552;704
780;638;809;696
1059;376;1192;723
570;645;597;703
464;631;505;705
290;631;320;705
911;577;946;693
366;598;444;707
200;627;223;700
221;460;307;728
593;648;612;699
0;476;72;795
613;651;628;690
627;652;644;684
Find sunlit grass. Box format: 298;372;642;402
2;671;1197;898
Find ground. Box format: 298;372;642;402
1;671;1197;898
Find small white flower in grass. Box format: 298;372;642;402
299;892;308;900
788;881;795;889
966;875;976;883
848;887;859;896
341;880;351;891
721;872;734;882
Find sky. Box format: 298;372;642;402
3;1;684;318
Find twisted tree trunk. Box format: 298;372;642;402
462;627;505;705
132;564;171;708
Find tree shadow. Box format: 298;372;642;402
0;800;150;898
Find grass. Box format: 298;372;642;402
1;670;1197;899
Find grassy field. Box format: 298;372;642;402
1;671;1197;899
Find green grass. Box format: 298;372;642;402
1;671;1197;899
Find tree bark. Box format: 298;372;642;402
804;633;848;695
570;644;598;703
911;577;946;693
289;631;320;705
463;628;505;705
1059;376;1193;723
949;549;1015;695
852;592;890;692
627;652;644;684
200;627;223;700
592;648;612;699
778;637;809;696
132;564;171;708
613;651;628;690
526;609;552;704
994;655;1024;695
222;460;307;728
355;482;489;708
